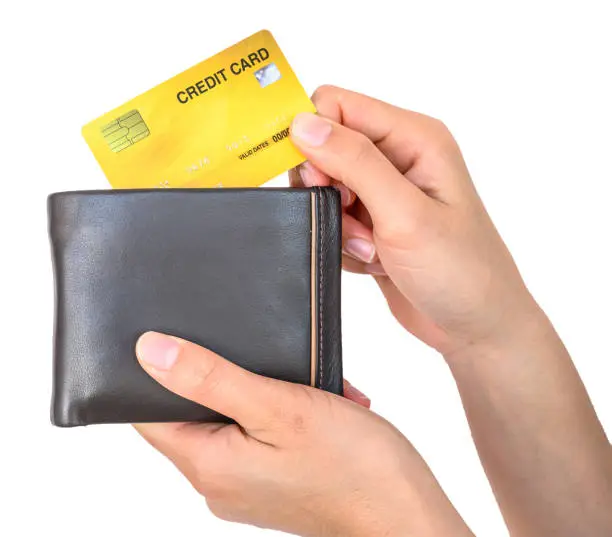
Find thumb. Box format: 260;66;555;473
291;112;427;226
135;331;294;431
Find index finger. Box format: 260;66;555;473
311;85;442;174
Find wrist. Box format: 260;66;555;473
443;296;554;367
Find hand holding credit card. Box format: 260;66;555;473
82;30;315;188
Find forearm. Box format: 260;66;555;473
445;303;612;537
340;472;476;537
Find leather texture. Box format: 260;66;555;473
48;188;343;427
312;187;343;394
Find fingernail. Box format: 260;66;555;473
291;113;332;147
334;184;355;207
299;161;317;187
344;381;371;405
365;262;387;276
344;238;376;263
136;332;181;371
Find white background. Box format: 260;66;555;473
1;1;610;536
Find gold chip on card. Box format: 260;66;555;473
101;110;150;153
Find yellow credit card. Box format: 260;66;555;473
82;30;315;188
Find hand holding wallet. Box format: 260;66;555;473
48;187;342;426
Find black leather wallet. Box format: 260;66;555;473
48;187;342;427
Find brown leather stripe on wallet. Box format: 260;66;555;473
310;191;318;386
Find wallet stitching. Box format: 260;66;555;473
318;189;324;388
310;192;317;387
